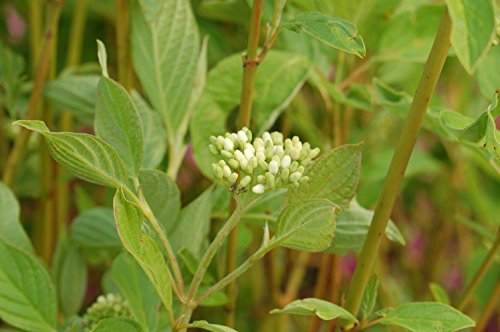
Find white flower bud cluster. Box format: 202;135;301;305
209;128;320;195
83;294;131;331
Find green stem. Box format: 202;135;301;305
238;0;264;128
116;0;132;90
224;200;239;327
457;227;500;311
124;185;186;298
340;9;452;326
2;0;65;187
29;0;43;74
186;201;245;303
194;243;272;307
166;142;187;179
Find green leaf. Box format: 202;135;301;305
96;40;109;78
95;77;144;176
138;169;181;234
130;0;200;133
379;302;475;331
446;0;495;73
0;42;26;118
274;199;336;252
429;283;451;305
15;120;129;188
189;321;238;332
271;298;357;322
132;92;167;169
286;144;362;210
0;181;33;253
0;239;57;332
44;74;99;124
90;317;143;332
111;253;160;332
113;187;173;315
171;186;214;256
281;12;365;58
71;207;121;249
360;275;379;321
191;50;309;177
476;46;500;98
52;235;87;317
329;200;405;255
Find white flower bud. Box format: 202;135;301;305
234;150;245;162
215;136;225;149
297;166;305;173
257;175;266;183
271;132;283;144
228;159;240;169
256;151;266;161
258;159;268;170
280;168;289;181
221;150;233;159
292;136;300;144
223;138;234;151
310;148;320;159
290;171;302;182
290;148;301;160
284;138;293;150
228;172;238;183
240;158;248;169
244;148;254;160
213;165;224;179
254;138;264;149
281;155;291;168
240;175;251;187
218;160;227;167
290;161;299;172
262;132;272;143
209;144;219;155
249;156;258;168
237;130;248;143
273;145;284;155
223;165;232;177
265;146;274;159
244;143;255;153
269;160;279;174
242;127;252;141
252;184;266;194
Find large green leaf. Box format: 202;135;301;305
271;298;357;323
379;302;475;331
0;181;33;253
191;50;309;177
111;253;160;332
44;74;99;124
52;235;87;317
90;317;143;332
274;199;336;252
189;321;237;332
132;92;167;169
95;77;144;176
0;239;57;332
329;200;405;255
15;120;129;188
138;169;181;234
113;187;172;315
446;0;495;73
281;12;365;58
130;0;200;133
71;207;121;249
170;186;214;256
286;144;362;210
475;46;500;98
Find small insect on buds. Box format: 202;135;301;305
210;127;320;194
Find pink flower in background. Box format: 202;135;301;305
443;266;463;292
341;254;357;280
5;5;26;40
408;230;426;265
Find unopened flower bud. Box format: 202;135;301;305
234;150;245;162
258;159;268;170
228;172;238;183
223;138;234;151
271;132;283;145
290;171;302;182
310;148;320;159
257;175;266;183
262;132;272;143
209;144;219;155
269;160;279;174
237;130;248;143
280;168;289;181
223;165;232;177
299;176;309;184
290;148;301;160
228;159;240;169
281;155;291;168
252;184;266;194
240;175;251;187
213;165;224;179
244;149;254;160
290;161;299;172
221;150;233;159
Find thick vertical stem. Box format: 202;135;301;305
341;10;452;326
29;0;43;73
2;0;65;187
457;228;500;311
237;0;263;128
116;0;132;90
